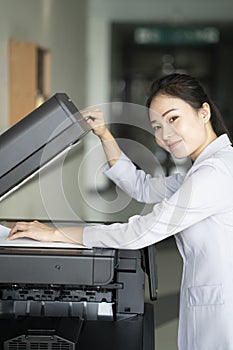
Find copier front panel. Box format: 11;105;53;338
0;238;153;350
0;245;145;320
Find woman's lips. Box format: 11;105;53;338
167;140;182;150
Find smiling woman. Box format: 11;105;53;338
146;73;230;141
8;73;233;350
149;95;216;160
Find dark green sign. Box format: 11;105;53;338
134;27;220;45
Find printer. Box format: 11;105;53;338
0;94;157;350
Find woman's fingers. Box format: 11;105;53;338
7;221;55;242
81;109;107;136
8;221;30;237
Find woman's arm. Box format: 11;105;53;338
83;162;232;249
8;220;84;245
104;152;184;203
9;162;230;249
81;108;183;203
81;109;121;167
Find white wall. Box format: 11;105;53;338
88;0;233;22
0;0;88;130
0;0;88;221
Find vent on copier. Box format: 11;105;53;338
5;336;74;350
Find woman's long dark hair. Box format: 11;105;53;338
146;73;231;141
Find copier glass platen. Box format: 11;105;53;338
0;95;158;350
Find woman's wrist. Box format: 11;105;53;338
99;128;112;142
52;229;67;242
53;227;84;245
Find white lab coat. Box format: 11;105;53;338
83;134;233;350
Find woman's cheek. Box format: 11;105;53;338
155;137;170;152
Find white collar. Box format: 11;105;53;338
193;134;231;166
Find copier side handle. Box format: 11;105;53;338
143;244;158;301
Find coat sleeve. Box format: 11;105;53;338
104;152;184;203
83;162;233;249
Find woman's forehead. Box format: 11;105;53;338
149;95;191;117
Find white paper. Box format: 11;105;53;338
0;224;91;249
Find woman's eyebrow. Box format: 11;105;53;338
162;108;177;117
150;108;178;122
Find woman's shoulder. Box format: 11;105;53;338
187;149;233;186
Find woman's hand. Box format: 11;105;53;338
81;107;122;167
7;220;84;245
7;221;58;242
81;108;108;139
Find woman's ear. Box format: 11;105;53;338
199;102;211;123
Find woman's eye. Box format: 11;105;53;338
169;116;179;123
154;125;161;131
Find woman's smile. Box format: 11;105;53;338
167;139;183;151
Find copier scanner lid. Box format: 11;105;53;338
0;93;91;201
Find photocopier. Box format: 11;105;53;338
0;94;158;350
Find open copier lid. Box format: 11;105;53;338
0;93;91;201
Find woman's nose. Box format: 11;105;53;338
162;123;173;140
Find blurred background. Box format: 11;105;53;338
0;0;233;348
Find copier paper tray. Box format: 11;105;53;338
0;93;91;200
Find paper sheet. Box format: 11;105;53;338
0;224;90;249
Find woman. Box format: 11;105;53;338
8;74;233;350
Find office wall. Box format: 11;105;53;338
89;0;233;22
87;0;233;107
0;0;88;220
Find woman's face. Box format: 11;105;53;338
149;94;213;161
